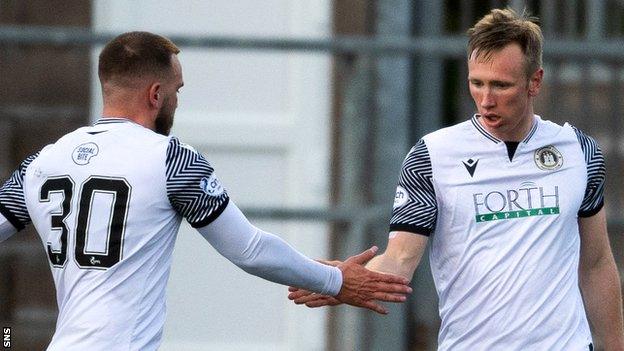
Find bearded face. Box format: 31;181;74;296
154;54;183;136
154;95;175;136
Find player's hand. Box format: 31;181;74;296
288;286;341;307
316;258;341;267
334;246;412;314
288;259;343;307
289;247;411;314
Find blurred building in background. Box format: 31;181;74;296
1;1;624;350
0;1;91;349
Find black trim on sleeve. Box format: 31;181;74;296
578;200;604;218
190;197;230;228
0;202;25;231
390;140;437;232
389;224;431;236
571;125;606;215
166;137;230;226
0;152;39;229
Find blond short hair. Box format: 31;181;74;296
468;8;543;77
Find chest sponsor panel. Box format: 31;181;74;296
437;149;585;226
476;206;559;222
473;184;560;222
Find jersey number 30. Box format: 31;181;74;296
39;176;131;270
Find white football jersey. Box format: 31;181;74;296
391;115;604;350
0;118;229;350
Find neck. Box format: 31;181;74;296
102;106;155;130
101;91;156;131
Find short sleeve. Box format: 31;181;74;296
572;126;606;217
0;153;39;230
166;138;230;227
389;140;437;235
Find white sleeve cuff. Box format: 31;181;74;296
324;266;342;296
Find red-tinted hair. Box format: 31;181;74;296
98;31;180;85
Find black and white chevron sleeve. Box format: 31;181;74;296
0;153;39;230
166;138;229;228
389;140;437;236
572;126;606;217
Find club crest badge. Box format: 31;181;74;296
534;145;563;171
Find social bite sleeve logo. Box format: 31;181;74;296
72;142;99;165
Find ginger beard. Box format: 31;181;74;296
155;54;182;136
154;95;175;136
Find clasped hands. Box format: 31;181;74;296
288;246;411;314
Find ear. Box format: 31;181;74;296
528;68;544;97
148;82;162;108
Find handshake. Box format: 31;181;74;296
287;246;412;315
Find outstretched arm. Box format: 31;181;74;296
578;208;624;350
0;153;40;242
167;139;411;313
197;201;412;314
288;230;427;308
196;202;342;295
366;231;428;280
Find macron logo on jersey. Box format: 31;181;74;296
473;182;560;222
462;158;479;177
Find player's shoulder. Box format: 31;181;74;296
536;118;601;150
164;135;214;169
166;135;202;156
34;122;173;166
417;118;474;151
562;123;599;146
530;116;593;143
425;119;472;139
167;135;196;151
402;120;472;162
529;116;570;137
561;123;603;162
25;126;90;164
531;117;603;165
